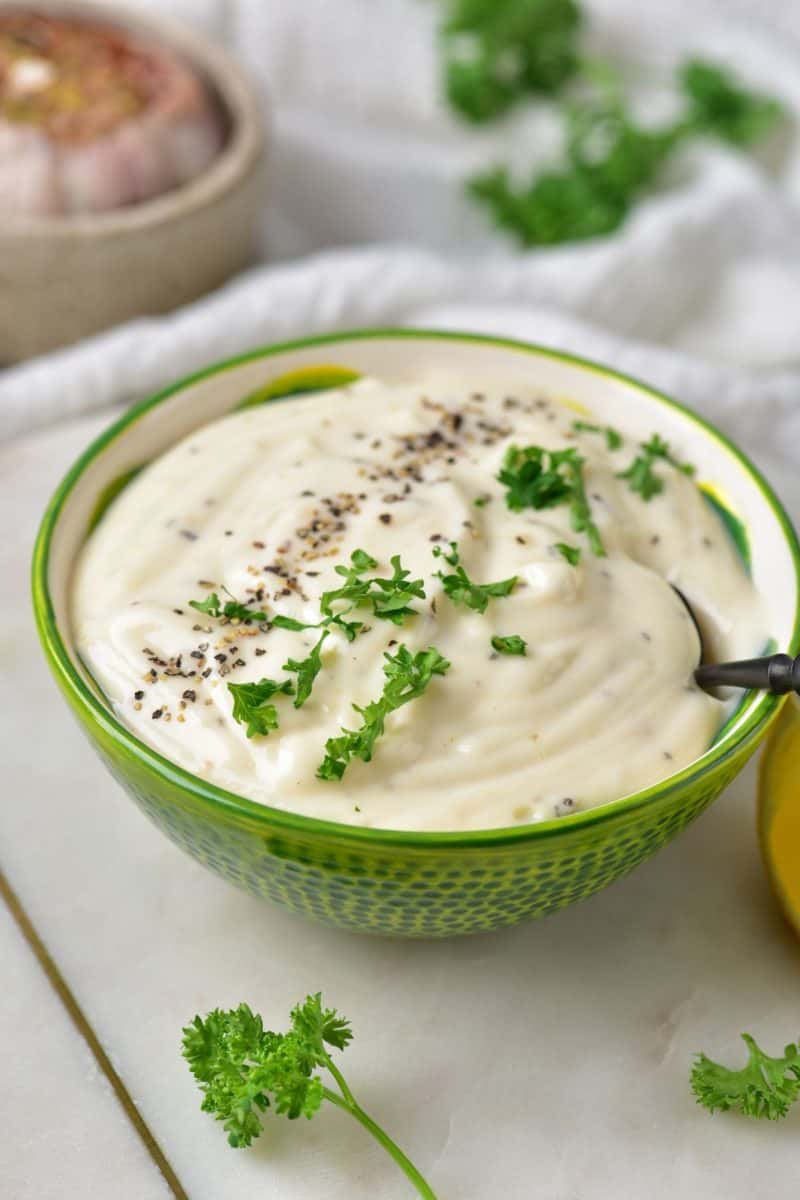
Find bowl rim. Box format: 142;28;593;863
0;0;264;239
31;328;800;849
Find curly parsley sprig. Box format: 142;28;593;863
691;1033;800;1121
182;994;437;1198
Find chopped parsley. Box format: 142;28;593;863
284;631;329;709
497;443;606;556
320;549;425;626
227;677;294;738
317;645;450;781
498;444;573;510
554;542;581;566
433;541;517;613
572;419;623;451
491;634;527;655
473;494;491;507
618;434;696;501
189;588;268;623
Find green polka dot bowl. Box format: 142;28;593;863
32;330;800;937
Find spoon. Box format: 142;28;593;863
673;587;800;695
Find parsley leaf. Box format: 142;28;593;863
189;588;268;624
369;555;427;624
182;996;435;1195
497;444;574;511
680;59;784;147
433;541;517;613
283;631;329;709
497;444;605;556
691;1034;800;1121
618;433;695;501
317;645;450;781
572;419;623;451
227;677;294;738
440;0;583;124
320;550;425;627
554;542;581;565
491;634;527;655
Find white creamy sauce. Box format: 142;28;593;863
71;375;766;831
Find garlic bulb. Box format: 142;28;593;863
0;11;225;217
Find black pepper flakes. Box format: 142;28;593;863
379;513;392;525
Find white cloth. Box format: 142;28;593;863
2;0;800;457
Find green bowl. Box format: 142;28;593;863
32;330;800;936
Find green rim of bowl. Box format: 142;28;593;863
31;328;800;850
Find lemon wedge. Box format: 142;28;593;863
759;695;800;936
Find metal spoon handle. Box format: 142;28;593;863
695;654;800;694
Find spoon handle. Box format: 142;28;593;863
695;654;800;694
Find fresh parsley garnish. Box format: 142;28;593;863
227;677;294;738
270;614;318;632
320;550;425;627
572;419;623;451
497;444;605;556
691;1033;800;1121
440;2;784;247
272;612;364;642
189;588;268;624
283;631;329;709
618;434;695;501
681;59;785;147
440;0;582;123
473;494;491;507
317;645;450;781
432;542;517;613
491;634;527;655
182;995;436;1197
498;444;572;511
554;542;581;566
470;96;681;246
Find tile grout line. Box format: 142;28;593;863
0;866;189;1200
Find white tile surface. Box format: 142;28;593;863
2;413;800;1200
0;899;173;1200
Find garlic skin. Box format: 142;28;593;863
0;12;225;217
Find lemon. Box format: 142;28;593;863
759;695;800;936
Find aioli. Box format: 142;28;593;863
72;376;765;831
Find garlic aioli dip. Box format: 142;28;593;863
72;375;765;831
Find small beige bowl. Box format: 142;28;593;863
0;1;266;363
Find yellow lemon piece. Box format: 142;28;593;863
759;695;800;936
